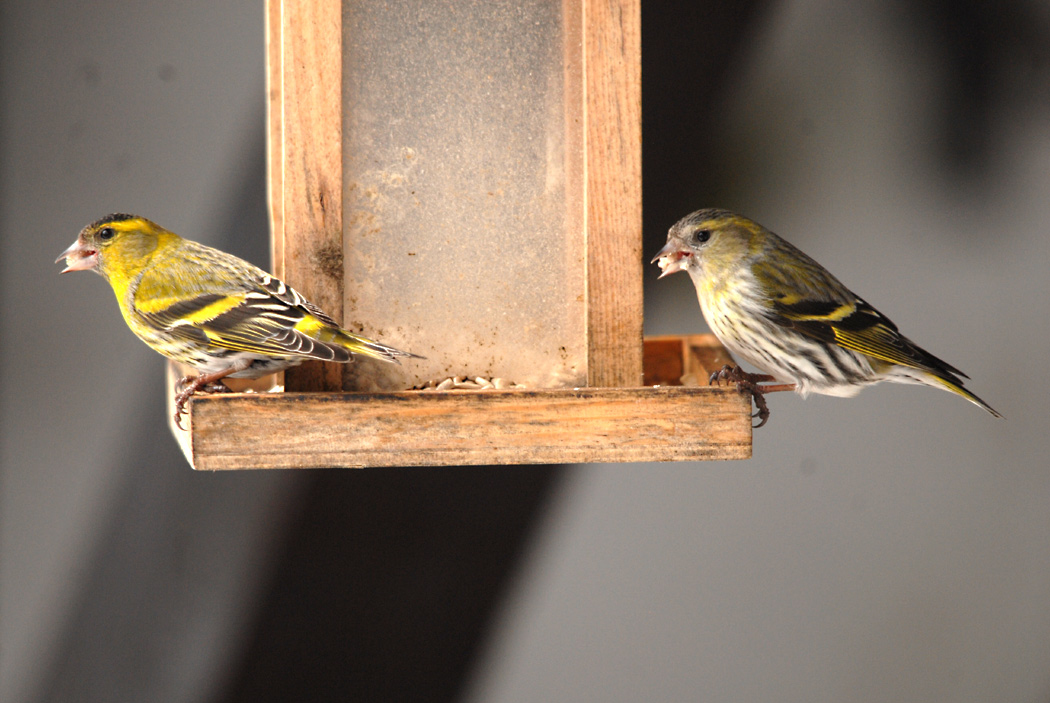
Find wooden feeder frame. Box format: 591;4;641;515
169;0;752;468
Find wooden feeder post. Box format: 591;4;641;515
168;0;753;469
272;0;643;392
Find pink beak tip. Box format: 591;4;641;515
56;241;98;273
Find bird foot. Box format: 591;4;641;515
173;373;233;430
708;365;794;429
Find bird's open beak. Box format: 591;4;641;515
56;239;98;273
650;240;689;279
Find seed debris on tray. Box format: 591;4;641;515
413;375;525;391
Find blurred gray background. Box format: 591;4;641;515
3;1;1049;702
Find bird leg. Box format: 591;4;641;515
708;365;795;428
173;368;237;431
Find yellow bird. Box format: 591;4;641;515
58;214;421;428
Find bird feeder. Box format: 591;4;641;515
169;0;752;469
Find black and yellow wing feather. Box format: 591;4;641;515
131;242;419;364
751;241;999;416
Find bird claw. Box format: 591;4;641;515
172;374;232;430
708;365;734;386
750;397;771;429
173;390;193;431
173;375;203;430
708;365;773;428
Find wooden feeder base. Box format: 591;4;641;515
168;335;752;469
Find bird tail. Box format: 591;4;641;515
872;337;1002;418
290;312;423;364
926;372;1002;418
333;329;425;365
888;362;1002;418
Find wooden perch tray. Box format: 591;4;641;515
169;334;752;469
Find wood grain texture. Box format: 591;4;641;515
184;386;749;470
269;1;642;391
266;0;283;279
268;0;344;392
167;335;751;470
584;0;643;388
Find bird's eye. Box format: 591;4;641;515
693;229;711;245
98;227;115;241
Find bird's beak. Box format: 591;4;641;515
56;239;98;273
650;240;689;279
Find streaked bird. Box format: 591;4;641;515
652;208;1000;426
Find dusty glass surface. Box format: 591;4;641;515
341;0;584;390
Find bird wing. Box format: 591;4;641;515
752;257;969;380
132;261;353;362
